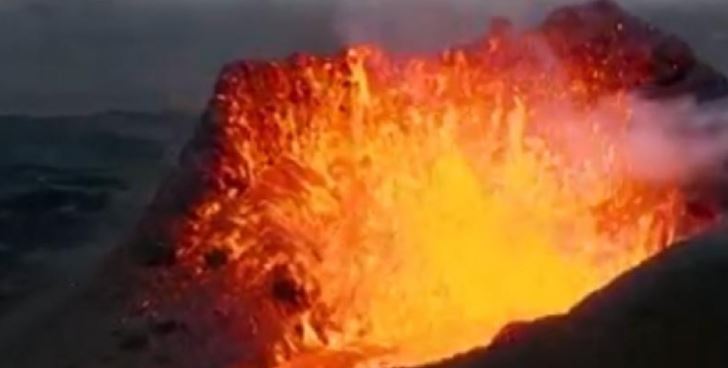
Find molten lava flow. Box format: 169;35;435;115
169;35;696;368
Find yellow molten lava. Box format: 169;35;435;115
172;41;689;367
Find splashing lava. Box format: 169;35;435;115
161;29;705;368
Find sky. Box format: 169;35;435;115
0;0;726;115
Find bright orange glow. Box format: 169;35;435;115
167;34;698;368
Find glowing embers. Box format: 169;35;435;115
171;44;688;367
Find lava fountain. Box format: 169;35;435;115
153;21;711;368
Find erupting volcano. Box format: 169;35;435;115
135;2;722;368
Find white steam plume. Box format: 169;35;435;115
625;96;728;186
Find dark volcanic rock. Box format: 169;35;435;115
0;179;115;252
541;0;728;102
130;110;222;265
118;332;150;352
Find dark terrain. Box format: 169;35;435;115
0;111;195;332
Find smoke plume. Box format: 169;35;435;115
625;95;728;186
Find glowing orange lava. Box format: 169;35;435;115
168;32;698;368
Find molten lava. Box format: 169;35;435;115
166;31;702;368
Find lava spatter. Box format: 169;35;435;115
157;30;703;368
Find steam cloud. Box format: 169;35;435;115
626;95;728;185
